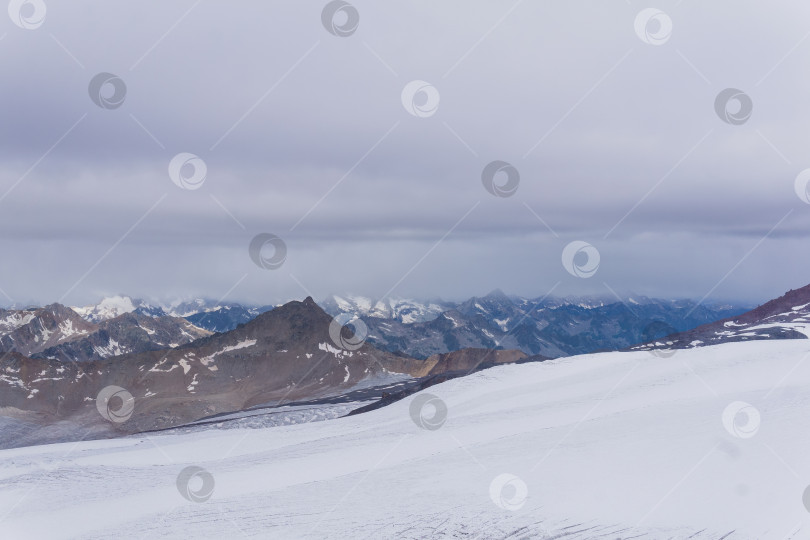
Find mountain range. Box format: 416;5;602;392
2;286;804;450
12;290;745;361
0;302;211;362
322;290;748;358
70;295;274;329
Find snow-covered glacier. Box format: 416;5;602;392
1;340;809;539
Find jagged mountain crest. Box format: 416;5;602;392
320;294;449;324
33;310;212;363
0;303;96;356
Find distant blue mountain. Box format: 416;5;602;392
184;305;274;333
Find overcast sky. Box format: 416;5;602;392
1;0;809;307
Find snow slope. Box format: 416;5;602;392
1;340;809;539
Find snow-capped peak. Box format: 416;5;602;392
326;295;447;324
72;295;138;323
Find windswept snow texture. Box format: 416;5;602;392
1;340;809;539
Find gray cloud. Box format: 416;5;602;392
1;0;809;307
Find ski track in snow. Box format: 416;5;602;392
0;340;809;539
